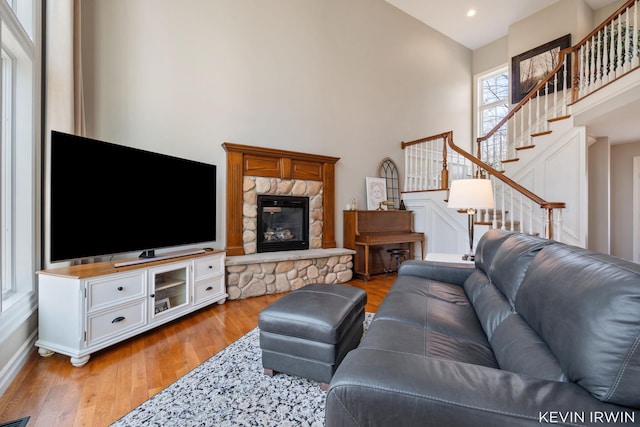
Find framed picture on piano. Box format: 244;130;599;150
366;177;388;210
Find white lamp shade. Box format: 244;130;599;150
448;179;495;209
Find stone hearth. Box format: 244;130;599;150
225;248;354;300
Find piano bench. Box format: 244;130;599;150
385;248;410;276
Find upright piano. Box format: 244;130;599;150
343;210;425;281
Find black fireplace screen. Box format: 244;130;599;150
257;195;309;253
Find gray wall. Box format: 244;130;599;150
80;0;473;250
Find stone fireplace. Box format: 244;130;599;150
222;143;354;299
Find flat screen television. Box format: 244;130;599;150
50;130;216;262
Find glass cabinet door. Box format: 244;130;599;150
149;261;190;319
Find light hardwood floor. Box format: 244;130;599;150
0;275;394;427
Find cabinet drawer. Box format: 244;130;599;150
193;276;225;305
86;299;146;347
194;255;224;279
87;271;146;312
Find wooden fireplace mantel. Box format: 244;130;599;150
222;143;340;256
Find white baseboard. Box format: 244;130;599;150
0;330;38;397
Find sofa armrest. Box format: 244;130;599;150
398;259;475;286
326;348;638;427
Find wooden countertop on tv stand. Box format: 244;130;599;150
37;249;225;279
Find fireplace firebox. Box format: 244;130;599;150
257;195;309;253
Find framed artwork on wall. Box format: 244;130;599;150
511;34;571;104
366;177;387;210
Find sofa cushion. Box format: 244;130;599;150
465;270;513;340
374;291;490;347
515;244;640;408
474;229;512;273
487;232;553;306
490;314;567;382
389;274;468;304
360;319;498;368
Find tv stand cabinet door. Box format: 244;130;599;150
193;253;226;306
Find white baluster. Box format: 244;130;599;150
528;94;532;138
553;63;559;112
596;29;602;87
404;148;409;191
536;87;541;133
544;81;549;124
416;145;420;190
405;147;410;191
610;19;616;79
633;1;639;68
556;209;563;242
578;41;589;97
426;142;430;190
501;181;506;231
624;7;631;73
407;146;413;191
510;115;516;158
590;34;597;90
420;144;425;190
529;199;534;236
562;53;568;116
492;177;498;229
603;25;610;84
509;187;515;231
519;193;524;234
416;146;421;190
617;16;623;77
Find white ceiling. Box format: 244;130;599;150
385;0;621;49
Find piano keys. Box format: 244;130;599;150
343;210;425;281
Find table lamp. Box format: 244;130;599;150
447;179;495;261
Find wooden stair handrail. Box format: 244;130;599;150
401;131;452;148
477;47;571;145
445;131;566;210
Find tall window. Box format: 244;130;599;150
0;0;39;312
477;66;509;169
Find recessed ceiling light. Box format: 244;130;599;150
467;9;476;17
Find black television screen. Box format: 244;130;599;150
50;131;216;262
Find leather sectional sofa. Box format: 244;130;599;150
326;230;640;426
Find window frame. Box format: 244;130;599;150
0;0;40;321
474;64;510;169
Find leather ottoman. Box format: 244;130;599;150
258;283;367;390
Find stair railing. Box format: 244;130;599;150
478;0;640;168
402;131;566;240
401;132;471;192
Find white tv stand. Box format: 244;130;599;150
36;249;226;367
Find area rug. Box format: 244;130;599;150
111;313;373;427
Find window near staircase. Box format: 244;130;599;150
477;67;509;170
